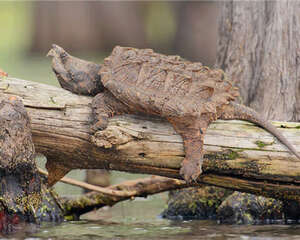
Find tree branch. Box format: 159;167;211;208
61;176;188;218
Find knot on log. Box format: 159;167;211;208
91;126;133;148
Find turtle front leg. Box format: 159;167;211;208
168;117;208;183
91;90;130;131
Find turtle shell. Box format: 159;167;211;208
100;46;239;118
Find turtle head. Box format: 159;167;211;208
47;44;69;63
47;44;104;96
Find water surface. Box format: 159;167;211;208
3;190;300;240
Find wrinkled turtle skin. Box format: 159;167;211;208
47;45;300;184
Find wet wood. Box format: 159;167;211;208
2;77;300;200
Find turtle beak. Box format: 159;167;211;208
47;50;54;57
47;48;56;58
46;44;64;58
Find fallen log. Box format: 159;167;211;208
1;77;300;200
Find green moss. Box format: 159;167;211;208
39;204;50;213
207;199;215;208
205;149;242;161
255;140;274;148
162;187;233;220
226;150;239;160
188;202;197;213
64;215;76;221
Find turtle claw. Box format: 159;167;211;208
180;158;202;183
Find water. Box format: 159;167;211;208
3;189;300;240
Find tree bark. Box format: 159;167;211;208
217;0;300;121
1;77;300;200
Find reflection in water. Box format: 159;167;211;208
4;163;300;240
2;193;300;240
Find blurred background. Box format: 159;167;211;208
3;3;300;238
0;1;219;85
0;1;219;195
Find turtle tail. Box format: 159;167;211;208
220;102;300;159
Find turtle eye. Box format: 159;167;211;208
60;52;68;63
60;52;68;59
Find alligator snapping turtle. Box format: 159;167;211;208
47;45;300;184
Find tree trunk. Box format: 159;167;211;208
215;1;300;219
2;77;300;200
217;0;300;121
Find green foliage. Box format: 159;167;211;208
0;2;56;84
0;2;33;54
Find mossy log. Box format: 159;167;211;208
2;77;300;200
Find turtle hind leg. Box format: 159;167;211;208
168;117;208;183
91;90;131;131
